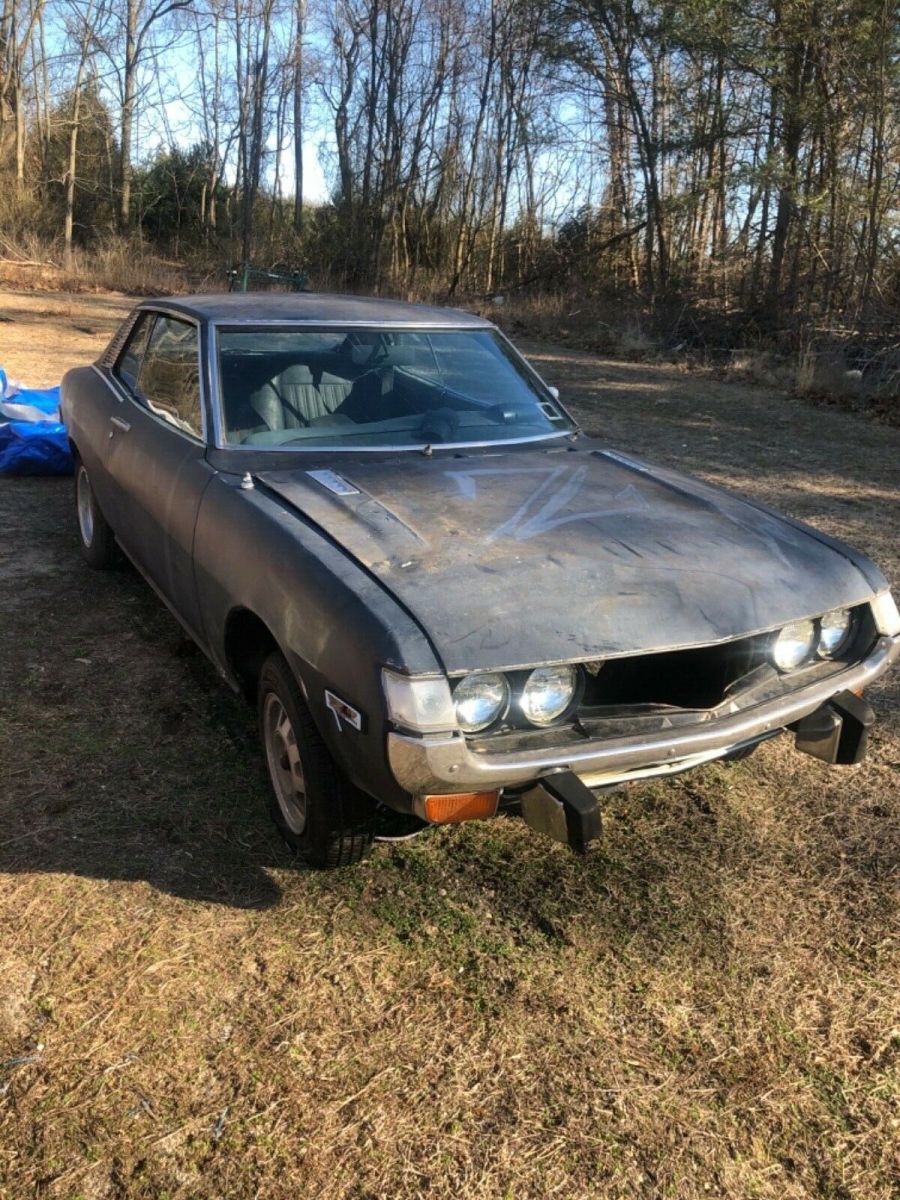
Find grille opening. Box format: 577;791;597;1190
582;635;765;711
467;605;873;739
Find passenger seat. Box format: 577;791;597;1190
249;364;353;430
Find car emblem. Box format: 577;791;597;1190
325;690;363;732
307;469;360;496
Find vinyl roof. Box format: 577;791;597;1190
140;292;494;328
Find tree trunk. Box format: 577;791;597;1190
292;0;305;235
119;0;137;228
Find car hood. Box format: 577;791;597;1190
256;444;881;674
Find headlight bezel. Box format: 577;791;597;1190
519;664;582;726
817;608;852;658
448;663;587;735
771;618;818;672
771;605;874;672
452;671;511;734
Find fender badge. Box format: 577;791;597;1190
307;469;359;496
325;690;363;733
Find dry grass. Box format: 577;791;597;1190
728;350;866;406
1;301;899;1200
696;349;898;427
56;242;197;297
0;235;199;299
486;294;663;362
720;350;796;392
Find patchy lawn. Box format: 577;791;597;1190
0;296;898;1199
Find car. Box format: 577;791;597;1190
60;293;900;867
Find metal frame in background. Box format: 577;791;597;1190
227;264;309;293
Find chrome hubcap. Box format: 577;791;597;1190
76;466;94;546
263;692;307;834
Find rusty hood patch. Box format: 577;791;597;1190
256;444;882;674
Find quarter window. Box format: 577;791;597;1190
114;312;154;391
137;315;203;438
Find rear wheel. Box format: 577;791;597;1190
74;457;117;569
258;652;374;868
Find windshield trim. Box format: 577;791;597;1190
209;318;492;328
209;322;576;452
212;430;574;455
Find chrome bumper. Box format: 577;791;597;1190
387;636;899;794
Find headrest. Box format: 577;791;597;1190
278;363;315;383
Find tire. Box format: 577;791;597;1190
257;651;374;868
74;456;117;569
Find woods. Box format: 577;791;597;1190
1;0;899;356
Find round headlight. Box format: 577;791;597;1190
520;665;578;726
818;608;851;657
453;672;509;733
772;619;816;671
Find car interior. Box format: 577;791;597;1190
216;330;565;446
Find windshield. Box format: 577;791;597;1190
215;326;573;448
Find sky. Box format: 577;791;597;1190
69;7;583;225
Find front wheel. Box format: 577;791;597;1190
74;457;117;569
258;652;374;868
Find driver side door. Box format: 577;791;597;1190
105;310;215;644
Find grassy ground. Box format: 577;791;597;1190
1;294;898;1199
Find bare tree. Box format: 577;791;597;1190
60;0;98;265
0;0;45;190
89;0;192;227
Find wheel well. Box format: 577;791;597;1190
224;609;279;704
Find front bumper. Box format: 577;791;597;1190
387;635;899;794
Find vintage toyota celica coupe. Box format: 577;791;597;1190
61;294;900;867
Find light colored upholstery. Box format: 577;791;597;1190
249;365;354;430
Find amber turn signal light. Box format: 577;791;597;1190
422;791;499;824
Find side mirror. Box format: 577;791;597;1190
548;386;560;401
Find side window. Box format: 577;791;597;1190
114;313;154;390
137;315;203;439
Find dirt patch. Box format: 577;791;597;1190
0;289;132;385
0;298;898;1199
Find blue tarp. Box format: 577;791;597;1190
0;367;72;475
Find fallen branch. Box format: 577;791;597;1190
0;256;59;268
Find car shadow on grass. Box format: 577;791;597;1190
2;645;296;911
0;479;292;908
0;702;291;911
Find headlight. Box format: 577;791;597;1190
772;619;816;671
818;608;851;657
453;672;509;733
520;665;578;725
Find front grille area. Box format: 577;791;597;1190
579;634;764;711
469;604;875;740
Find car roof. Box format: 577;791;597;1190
139;292;494;328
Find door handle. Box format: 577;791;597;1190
109;415;131;433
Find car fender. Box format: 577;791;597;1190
193;470;441;807
60;367;117;507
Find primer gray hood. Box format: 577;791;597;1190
257;444;882;674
